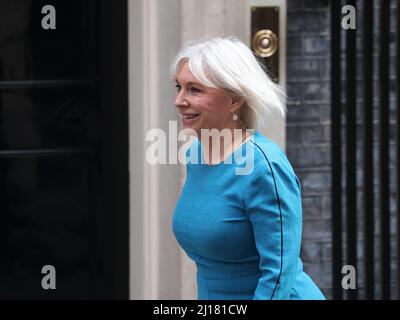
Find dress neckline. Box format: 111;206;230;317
198;130;257;167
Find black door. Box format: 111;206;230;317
0;0;129;299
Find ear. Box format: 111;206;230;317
229;95;245;113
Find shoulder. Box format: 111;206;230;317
250;131;295;173
244;131;302;206
246;131;299;189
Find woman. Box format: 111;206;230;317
171;37;325;300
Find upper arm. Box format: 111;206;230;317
244;157;303;299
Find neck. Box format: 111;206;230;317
200;124;249;165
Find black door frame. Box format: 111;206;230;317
97;0;129;299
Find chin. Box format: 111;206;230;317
182;125;199;136
182;122;201;135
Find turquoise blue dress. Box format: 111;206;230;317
172;130;326;300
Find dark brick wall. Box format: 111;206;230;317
286;0;332;299
286;0;398;300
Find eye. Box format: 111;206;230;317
189;87;201;94
175;84;181;92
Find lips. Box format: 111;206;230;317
181;113;199;120
180;112;200;125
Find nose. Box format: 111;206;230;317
174;89;189;109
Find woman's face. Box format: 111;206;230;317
174;61;242;136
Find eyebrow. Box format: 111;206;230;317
175;79;203;87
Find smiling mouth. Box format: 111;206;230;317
183;114;199;119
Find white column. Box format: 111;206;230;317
128;0;182;299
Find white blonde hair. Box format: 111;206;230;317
170;36;286;130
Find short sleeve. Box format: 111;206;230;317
243;157;303;300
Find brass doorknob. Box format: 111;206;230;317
252;29;278;58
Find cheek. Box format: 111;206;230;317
197;97;230;117
208;103;231;121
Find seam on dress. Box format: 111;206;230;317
292;287;301;299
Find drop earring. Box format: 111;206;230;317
232;113;238;121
